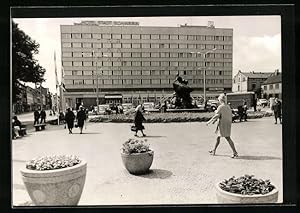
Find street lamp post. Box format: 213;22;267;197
92;51;100;114
191;48;217;104
93;50;108;114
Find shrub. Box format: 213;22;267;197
89;111;270;123
121;138;151;154
219;174;275;195
26;155;81;171
90;112;214;123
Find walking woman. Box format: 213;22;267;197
76;106;87;134
206;93;238;158
134;104;146;137
65;108;75;134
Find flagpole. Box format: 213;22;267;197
54;51;60;125
61;66;66;112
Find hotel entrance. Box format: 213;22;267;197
105;94;122;105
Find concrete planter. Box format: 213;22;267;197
215;183;278;203
20;160;87;206
121;150;154;175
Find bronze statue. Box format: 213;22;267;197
172;74;196;109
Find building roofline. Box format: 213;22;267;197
60;23;233;30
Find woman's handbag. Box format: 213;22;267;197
131;125;137;132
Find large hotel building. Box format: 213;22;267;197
61;21;233;108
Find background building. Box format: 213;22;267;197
61;21;233;108
12;82;27;114
25;86;38;112
261;70;282;99
12;84;52;114
232;70;272;94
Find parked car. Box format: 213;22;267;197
122;103;134;113
143;102;155;111
98;104;111;115
257;99;268;107
205;99;219;112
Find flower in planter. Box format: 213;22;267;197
26;155;81;171
219;174;275;195
121;138;151;154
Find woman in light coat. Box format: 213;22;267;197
206;93;238;158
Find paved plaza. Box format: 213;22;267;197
12;117;282;206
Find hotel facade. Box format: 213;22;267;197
60;21;233;108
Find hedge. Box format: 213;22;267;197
89;111;273;123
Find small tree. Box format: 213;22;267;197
12;21;46;103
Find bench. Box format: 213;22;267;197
34;124;46;131
18;127;27;136
12;125;27;139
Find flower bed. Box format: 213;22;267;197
89;111;272;123
247;111;273;119
90;112;214;123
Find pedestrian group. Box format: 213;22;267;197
33;108;47;125
15;93;282;159
64;106;87;134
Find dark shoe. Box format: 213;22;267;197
209;150;216;155
142;134;146;137
80;132;82;134
231;153;239;158
275;122;277;124
134;134;138;137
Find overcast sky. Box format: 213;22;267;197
13;16;281;93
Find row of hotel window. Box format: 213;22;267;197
62;33;232;41
62;42;232;50
67;70;232;76
63;52;232;58
62;61;232;67
66;79;232;85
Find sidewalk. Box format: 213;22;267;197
14;110;59;133
12;117;282;205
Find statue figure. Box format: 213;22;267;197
172;74;196;109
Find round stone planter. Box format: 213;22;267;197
215;183;278;203
121;150;154;175
20;160;87;206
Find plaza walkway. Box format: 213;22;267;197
12;117;282;206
